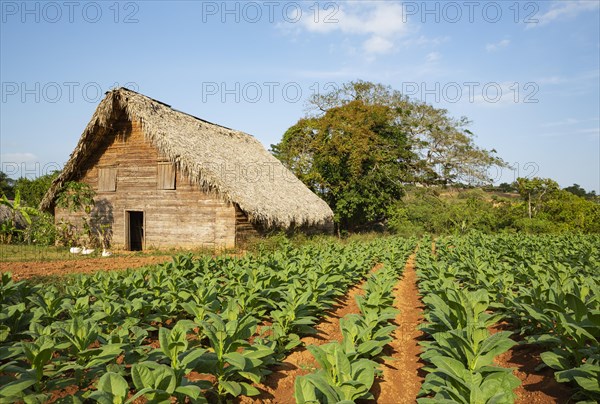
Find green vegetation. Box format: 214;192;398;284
272;80;598;233
295;237;414;402
272;80;504;230
0;244;73;262
0;191;39;244
416;246;520;403
14;172;59;211
387;184;600;236
0;237;407;403
1;234;598;403
417;233;600;403
0;172;15;200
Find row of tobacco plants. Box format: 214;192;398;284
0;237;415;403
294;237;415;402
416;233;599;404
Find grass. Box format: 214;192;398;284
0;244;73;262
0;244;173;263
0;232;351;263
0;243;239;263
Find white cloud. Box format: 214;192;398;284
425;52;441;63
528;0;600;28
403;35;450;47
295;2;410;56
300;2;408;37
364;36;394;55
485;39;510;52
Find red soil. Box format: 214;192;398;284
240;280;367;404
372;253;425;404
0;255;172;279
493;333;574;403
240;256;428;404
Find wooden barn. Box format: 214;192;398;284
40;88;334;250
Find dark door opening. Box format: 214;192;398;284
127;211;144;251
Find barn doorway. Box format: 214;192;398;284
126;211;144;251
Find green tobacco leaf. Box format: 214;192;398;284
174;385;205;401
158;327;170;359
179;347;207;369
97;372;129;397
304;373;341;403
565;293;588;322
555;364;600;394
224;351;247;370
0;377;37;398
294;375;319;404
131;363;154;390
220;380;242;397
540;351;572;371
306;345;331;375
87;391;114;404
478;371;520;403
239;382;261;396
351;359;376;390
472;332;517;371
238;371;261;384
429;355;468;382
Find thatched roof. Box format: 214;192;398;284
40;88;333;228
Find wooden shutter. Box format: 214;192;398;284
98;167;117;192
158;162;176;190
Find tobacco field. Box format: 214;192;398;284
0;234;598;403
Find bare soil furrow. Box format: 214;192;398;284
372;253;425;404
240;267;376;404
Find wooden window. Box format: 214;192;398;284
98;167;117;192
158;162;176;190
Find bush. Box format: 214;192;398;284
23;212;56;245
514;217;560;234
387;187;508;235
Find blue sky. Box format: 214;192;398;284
1;0;599;192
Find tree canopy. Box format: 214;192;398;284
14;171;60;208
0;171;15;199
272;80;505;230
563;183;597;200
516;177;559;219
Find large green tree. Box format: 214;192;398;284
0;171;15;199
273;80;505;230
14;171;60;208
516;177;559;219
305;80;505;185
273;99;417;230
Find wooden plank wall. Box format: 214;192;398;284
234;205;261;245
55;116;236;250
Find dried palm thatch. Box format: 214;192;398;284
40;88;333;229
